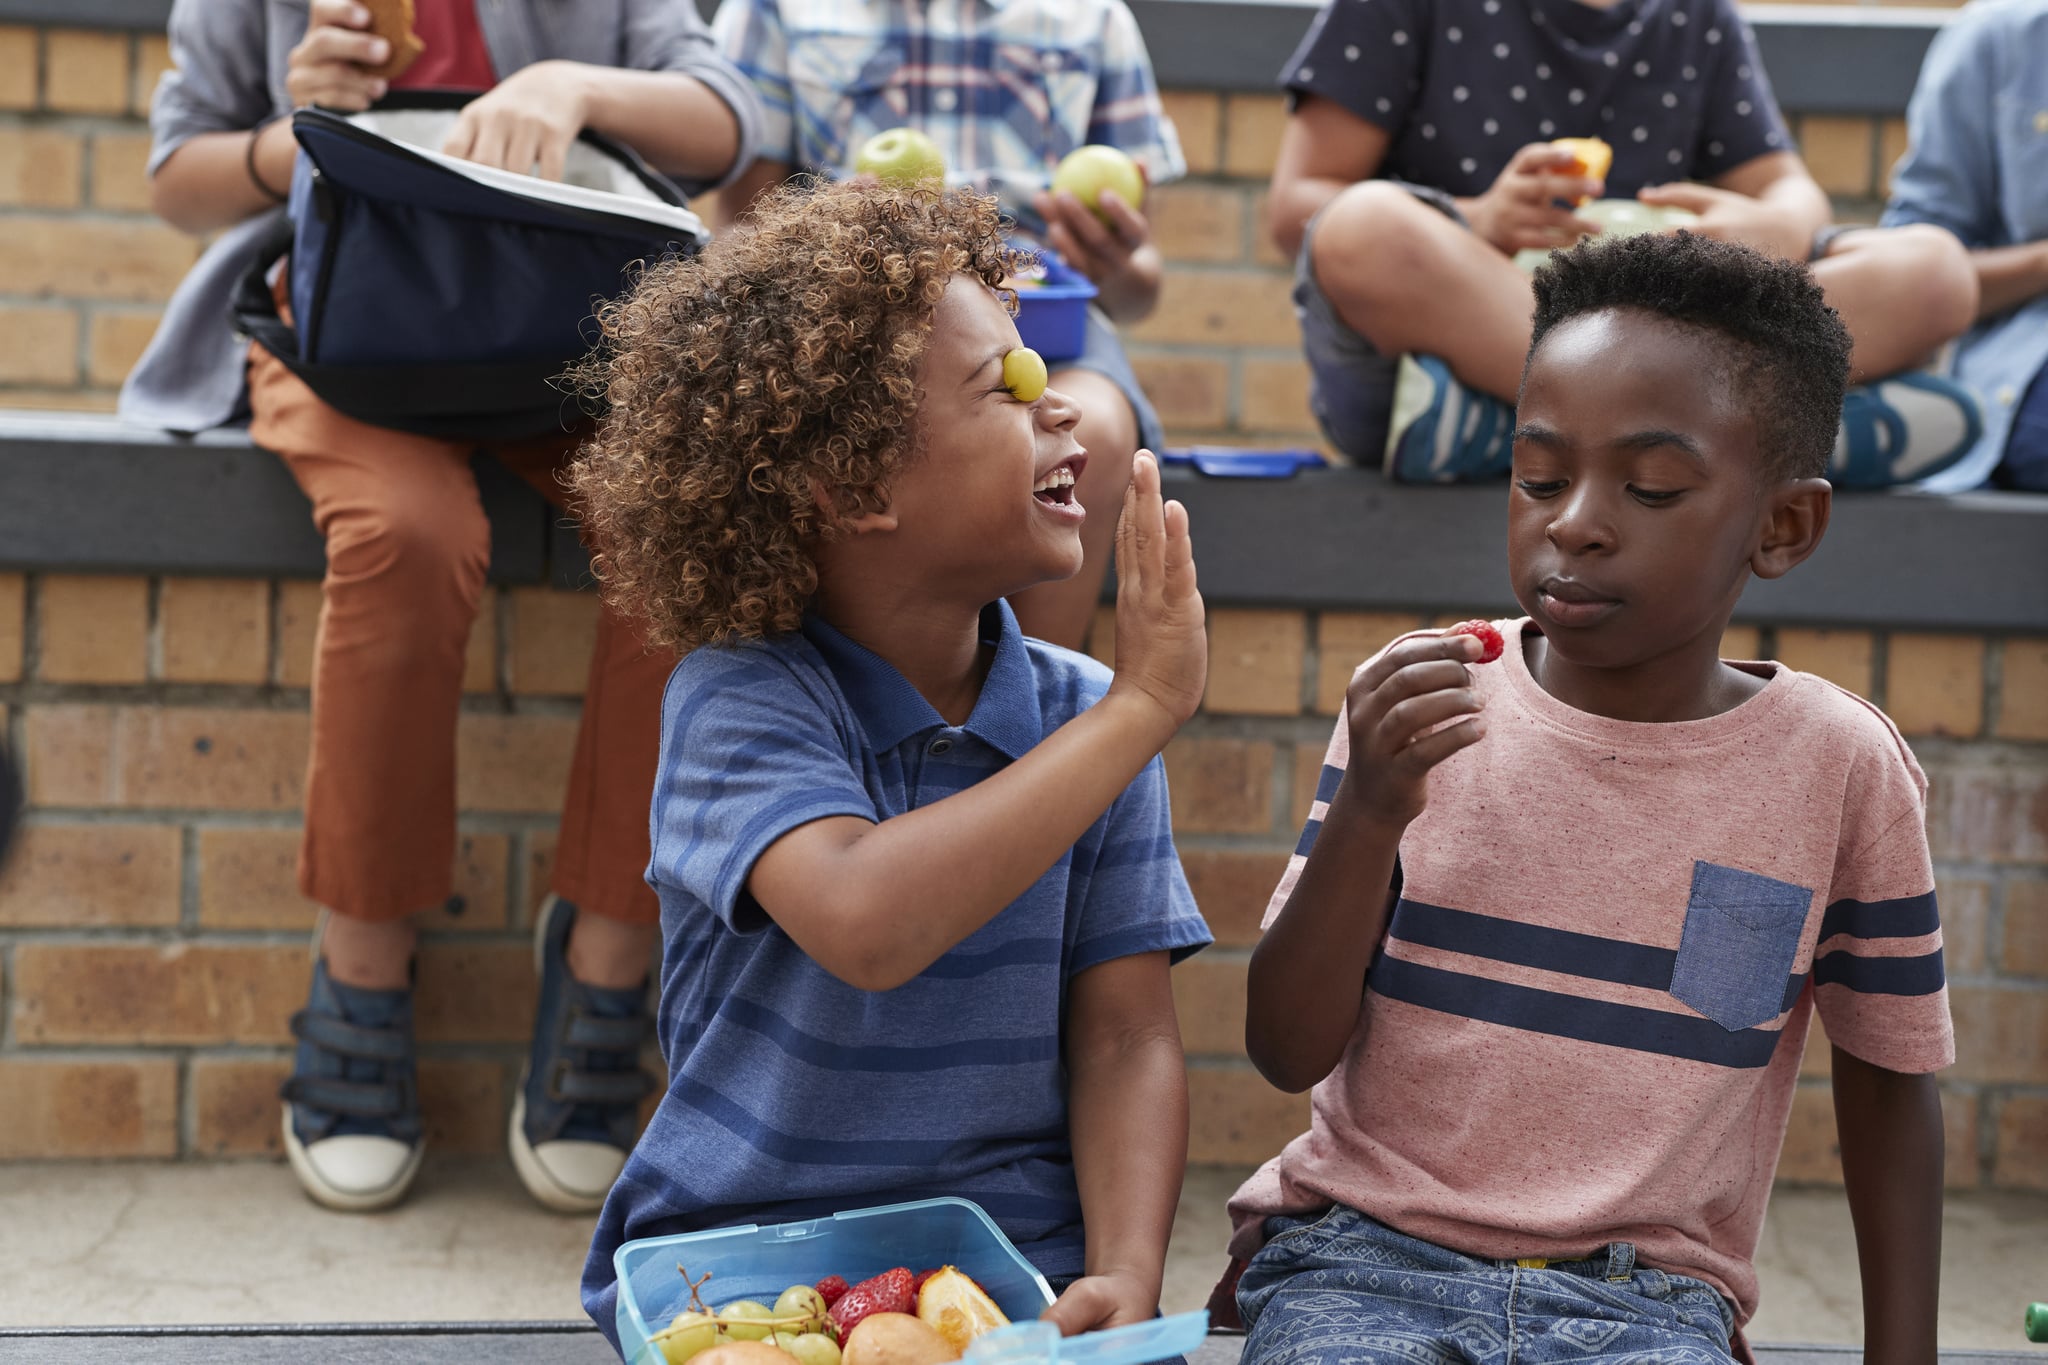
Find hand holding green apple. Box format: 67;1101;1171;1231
1051;144;1145;220
1031;144;1161;324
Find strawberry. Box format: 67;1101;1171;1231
1445;619;1504;664
910;1268;942;1295
828;1267;915;1337
816;1274;850;1307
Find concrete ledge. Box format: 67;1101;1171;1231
0;0;1951;113
4;413;2046;631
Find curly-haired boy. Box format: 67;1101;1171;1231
571;181;1213;1351
1229;233;1952;1363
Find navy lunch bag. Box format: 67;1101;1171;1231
234;91;711;441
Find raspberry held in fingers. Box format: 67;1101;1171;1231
1445;619;1505;663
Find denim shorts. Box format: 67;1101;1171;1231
1056;303;1165;456
1292;183;1465;465
1237;1206;1738;1365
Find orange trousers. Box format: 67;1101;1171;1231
247;341;668;927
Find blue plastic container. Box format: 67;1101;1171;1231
1010;254;1098;364
614;1198;1206;1365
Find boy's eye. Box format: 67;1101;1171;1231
1515;479;1566;497
1002;347;1048;403
1628;485;1683;505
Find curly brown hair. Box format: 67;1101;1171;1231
565;180;1022;652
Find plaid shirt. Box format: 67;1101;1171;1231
714;0;1184;234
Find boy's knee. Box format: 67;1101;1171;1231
1844;224;1980;343
324;491;491;605
1310;181;1458;315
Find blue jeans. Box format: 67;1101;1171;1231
1237;1207;1738;1364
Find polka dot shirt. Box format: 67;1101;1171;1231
1283;0;1789;198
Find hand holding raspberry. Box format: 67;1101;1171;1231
1337;632;1490;829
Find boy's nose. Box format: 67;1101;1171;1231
1546;487;1616;553
1035;381;1083;432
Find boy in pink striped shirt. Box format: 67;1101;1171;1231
1230;232;1952;1365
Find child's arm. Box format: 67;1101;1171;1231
1044;950;1185;1335
748;456;1204;992
1834;1046;1943;1364
1246;633;1485;1092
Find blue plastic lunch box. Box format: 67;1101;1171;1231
1009;254;1099;364
614;1197;1208;1365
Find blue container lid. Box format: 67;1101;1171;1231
965;1313;1210;1365
1158;446;1326;479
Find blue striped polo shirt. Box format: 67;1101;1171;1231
584;601;1210;1345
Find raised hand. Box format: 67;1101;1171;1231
1107;452;1205;731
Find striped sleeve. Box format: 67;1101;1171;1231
1084;0;1186;187
1812;707;1954;1074
1264;712;1351;930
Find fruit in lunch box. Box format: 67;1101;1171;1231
1550;136;1612;202
660;1310;722;1364
856;128;947;186
1445;619;1505;663
915;1267;1009;1353
782;1332;845;1365
775;1285;832;1333
698;1343;805;1365
842;1312;958;1365
1002;347;1048;403
816;1275;851;1307
830;1268;917;1338
1052;144;1145;221
721;1300;777;1341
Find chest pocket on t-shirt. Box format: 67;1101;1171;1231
1669;861;1811;1032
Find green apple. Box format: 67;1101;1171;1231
1051;144;1145;221
720;1300;775;1342
854;127;946;186
660;1310;720;1364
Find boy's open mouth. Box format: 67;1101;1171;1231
1033;455;1087;508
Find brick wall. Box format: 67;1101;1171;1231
0;21;1909;431
2;571;2045;1188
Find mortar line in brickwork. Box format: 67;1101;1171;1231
20;571;42;682
1300;611;1326;714
175;1047;196;1158
264;579;284;689
494;583;514;695
143;575;164;683
3;682;312;709
1984;637;2008;740
178;823;201;931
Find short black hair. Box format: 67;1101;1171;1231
1527;232;1852;481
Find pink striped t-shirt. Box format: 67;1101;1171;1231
1228;620;1953;1338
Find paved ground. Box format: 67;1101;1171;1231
0;1160;2040;1351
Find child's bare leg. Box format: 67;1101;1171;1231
1310;181;1537;402
1007;367;1136;650
1813;225;1979;382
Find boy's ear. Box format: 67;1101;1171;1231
1751;477;1831;581
810;477;898;536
